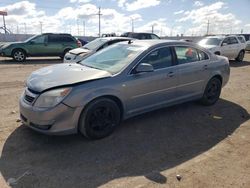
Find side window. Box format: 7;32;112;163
197;50;209;61
237;37;245;43
229;37;238;44
175;46;199;64
140;47;173;69
63;36;74;42
32;35;46;44
151;34;160;39
48;35;60;43
222;38;230;45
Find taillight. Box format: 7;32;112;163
77;40;82;47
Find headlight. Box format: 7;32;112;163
34;88;71;108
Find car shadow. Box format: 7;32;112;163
0;58;62;65
0;99;249;187
229;59;250;67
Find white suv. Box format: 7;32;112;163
198;35;246;61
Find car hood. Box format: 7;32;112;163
199;44;218;49
69;47;91;55
26;63;112;92
0;41;24;49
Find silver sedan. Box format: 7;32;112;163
19;40;230;139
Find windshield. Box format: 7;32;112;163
80;43;146;74
199;38;222;46
82;38;108;50
24;35;38;42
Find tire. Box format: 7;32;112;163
235;50;245;62
12;49;26;62
200;77;222;106
60;48;71;59
79;98;121;139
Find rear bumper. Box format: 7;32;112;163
19;96;83;135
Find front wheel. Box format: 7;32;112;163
12;49;26;62
79;98;121;139
200;77;222;106
235;50;245;62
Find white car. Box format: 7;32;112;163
198;35;246;61
246;40;250;51
64;37;133;63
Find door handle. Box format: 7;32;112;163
167;72;174;77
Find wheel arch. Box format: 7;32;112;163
85;95;124;120
11;48;27;56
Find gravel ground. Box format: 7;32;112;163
0;53;249;188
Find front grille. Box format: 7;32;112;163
24;94;35;103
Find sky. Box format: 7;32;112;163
0;0;249;36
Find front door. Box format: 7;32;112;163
124;46;178;116
26;35;50;56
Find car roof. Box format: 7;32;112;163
205;35;242;39
99;37;134;41
119;39;196;48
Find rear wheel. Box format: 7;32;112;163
79;98;121;139
12;49;26;62
235;50;245;62
60;48;71;59
200;77;222;106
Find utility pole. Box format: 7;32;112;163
98;7;102;37
206;20;210;36
130;18;134;32
23;23;27;34
39;21;43;34
16;24;19;34
83;20;85;36
0;11;8;34
152;25;154;33
77;19;80;36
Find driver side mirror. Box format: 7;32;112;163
222;42;228;46
135;63;154;73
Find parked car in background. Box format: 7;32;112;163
0;33;80;62
64;37;133;63
246;40;250;51
198;35;246;61
121;32;160;39
180;39;193;43
20;40;230;139
77;38;88;46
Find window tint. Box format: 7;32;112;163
48;35;74;43
32;35;46;43
175;46;199;64
48;35;61;43
63;36;75;42
140;47;173;69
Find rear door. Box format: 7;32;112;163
174;46;210;99
228;37;240;58
220;37;232;58
124;46;178;115
46;35;64;55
